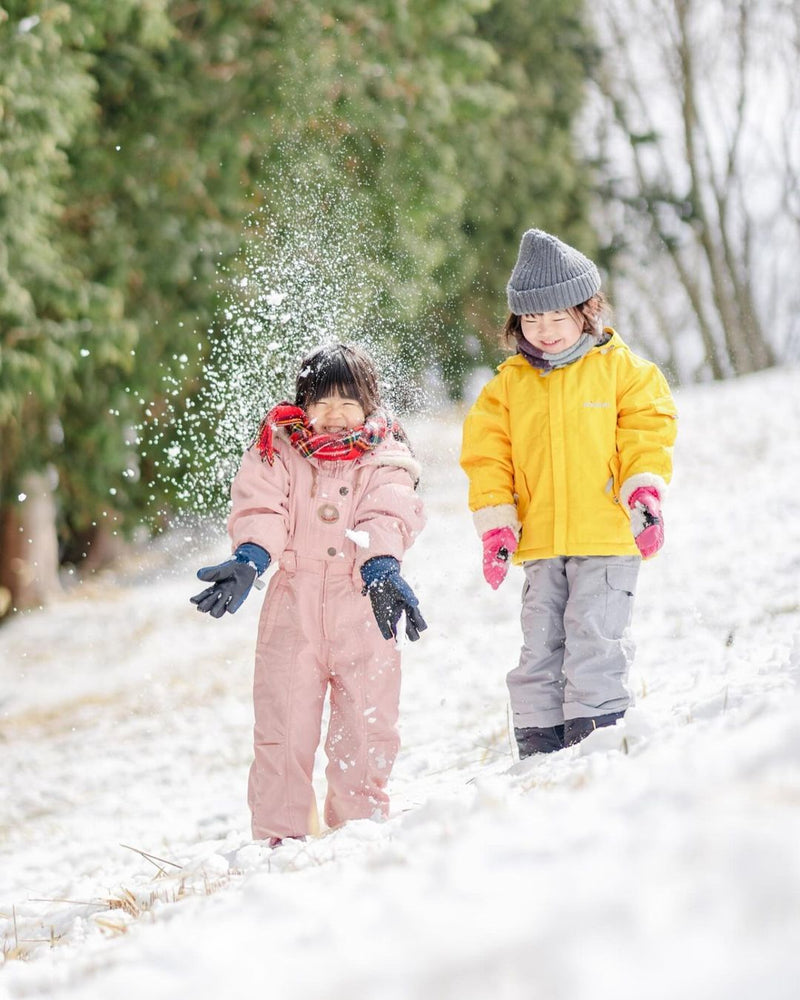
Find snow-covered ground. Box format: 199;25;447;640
2;367;800;1000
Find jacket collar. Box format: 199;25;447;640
498;328;622;372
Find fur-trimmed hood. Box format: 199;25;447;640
357;438;422;486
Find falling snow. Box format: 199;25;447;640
161;169;430;518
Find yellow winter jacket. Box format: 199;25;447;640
460;330;677;561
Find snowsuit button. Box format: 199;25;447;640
327;547;337;556
339;486;349;496
317;503;340;523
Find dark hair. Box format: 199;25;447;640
501;293;611;350
295;343;382;414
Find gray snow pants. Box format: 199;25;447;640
507;555;640;728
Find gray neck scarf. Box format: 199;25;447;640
517;331;596;372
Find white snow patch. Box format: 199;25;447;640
345;528;370;548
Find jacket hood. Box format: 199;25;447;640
358;439;422;485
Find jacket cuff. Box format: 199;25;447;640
360;555;400;587
234;542;271;575
472;504;521;539
619;473;668;510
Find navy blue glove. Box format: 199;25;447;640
190;543;270;618
360;556;427;642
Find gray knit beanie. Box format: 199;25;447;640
507;229;601;315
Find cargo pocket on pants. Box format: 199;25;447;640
603;562;639;639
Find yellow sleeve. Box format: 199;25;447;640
616;360;678;499
460;374;516;512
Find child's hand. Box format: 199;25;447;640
628;487;664;559
360;556;428;641
481;527;518;589
190;543;270;618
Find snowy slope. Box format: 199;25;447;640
2;367;800;1000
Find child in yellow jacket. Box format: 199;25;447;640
461;229;677;755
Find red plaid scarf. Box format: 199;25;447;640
257;403;402;465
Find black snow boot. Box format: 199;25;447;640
515;724;565;758
563;711;625;747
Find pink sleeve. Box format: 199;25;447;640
226;446;291;560
353;465;426;569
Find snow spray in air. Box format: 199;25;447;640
165;165;427;518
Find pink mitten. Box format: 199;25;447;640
628;486;664;559
481;527;518;589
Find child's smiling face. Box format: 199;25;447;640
306;390;366;434
520;309;583;353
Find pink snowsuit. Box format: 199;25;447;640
228;431;425;841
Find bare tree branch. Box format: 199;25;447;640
590;0;788;377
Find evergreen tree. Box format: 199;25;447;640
1;0;599;613
0;2;129;601
460;0;599;374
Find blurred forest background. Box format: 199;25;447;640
1;0;798;616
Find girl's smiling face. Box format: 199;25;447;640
520;309;583;352
306;391;365;434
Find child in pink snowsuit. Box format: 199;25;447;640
191;344;426;845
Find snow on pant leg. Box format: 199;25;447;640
322;573;401;829
248;570;328;841
561;555;640;721
506;558;569;729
